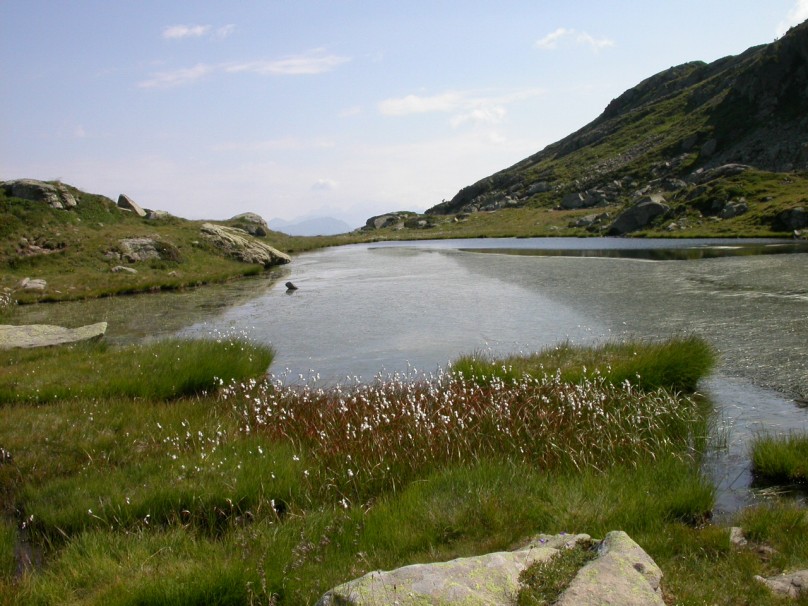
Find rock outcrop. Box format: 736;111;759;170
316;531;663;606
117;194;147;217
756;570;808;599
200;223;291;267
0;322;108;349
230;212;269;237
1;179;78;209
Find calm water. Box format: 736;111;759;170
12;237;808;512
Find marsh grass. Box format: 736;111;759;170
2;337;804;605
452;335;716;393
516;539;597;606
751;432;808;485
0;337;274;404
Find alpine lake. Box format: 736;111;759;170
13;237;808;515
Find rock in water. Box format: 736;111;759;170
285;282;298;290
0;322;108;349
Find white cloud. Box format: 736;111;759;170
378;88;543;130
535;27;614;52
216;24;236;39
139;50;349;88
226;49;350;75
777;0;808;36
138;63;215;88
162;24;211;40
378;92;463;116
312;178;338;191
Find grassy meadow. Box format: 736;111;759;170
0;336;806;604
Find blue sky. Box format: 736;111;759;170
2;1;806;227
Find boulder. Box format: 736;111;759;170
200;223;291;267
720;199;749;219
230;212;269;237
111;266;138;274
146;210;171;220
117;194;147;217
0;322;107;349
555;532;664;606
561;192;594;210
607;195;670;235
755;570;808;599
316;533;590;606
116;238;162;263
2;179;77;209
774;207;808;231
316;532;663;606
527;181;552;195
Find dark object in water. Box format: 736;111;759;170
285;281;298;291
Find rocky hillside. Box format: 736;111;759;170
411;21;808;237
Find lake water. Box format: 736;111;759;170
12;237;808;513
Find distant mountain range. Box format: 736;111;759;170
269;216;353;236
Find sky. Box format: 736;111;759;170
2;2;807;228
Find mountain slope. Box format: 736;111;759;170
420;21;808;237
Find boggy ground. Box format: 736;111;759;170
0;336;806;605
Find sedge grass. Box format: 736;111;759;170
751;431;808;485
452;335;716;393
0;337;274;404
5;337;803;605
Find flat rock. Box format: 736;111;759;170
756;570;808;598
316;532;664;606
0;322;108;349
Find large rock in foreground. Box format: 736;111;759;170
0;322;108;349
316;531;663;606
200;223;291;267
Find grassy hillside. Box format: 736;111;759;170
0;182;357;306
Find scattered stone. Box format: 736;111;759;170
755;570;808;599
527;181;552;195
111;266;138;274
200;223;291;267
316;532;663;606
117;194;147;217
0;322;108;349
689;163;751;184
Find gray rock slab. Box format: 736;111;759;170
200;223;291;267
755;570;808;599
0;322;108;349
556;531;664;605
117;194;147;217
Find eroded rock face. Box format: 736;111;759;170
2;179;78;209
316;532;662;606
200;223;291;267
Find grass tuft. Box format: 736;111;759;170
751;431;808;485
516;539;597;606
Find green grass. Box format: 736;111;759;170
0;338;274;404
0;337;805;605
516;539;597;606
751;432;808;485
